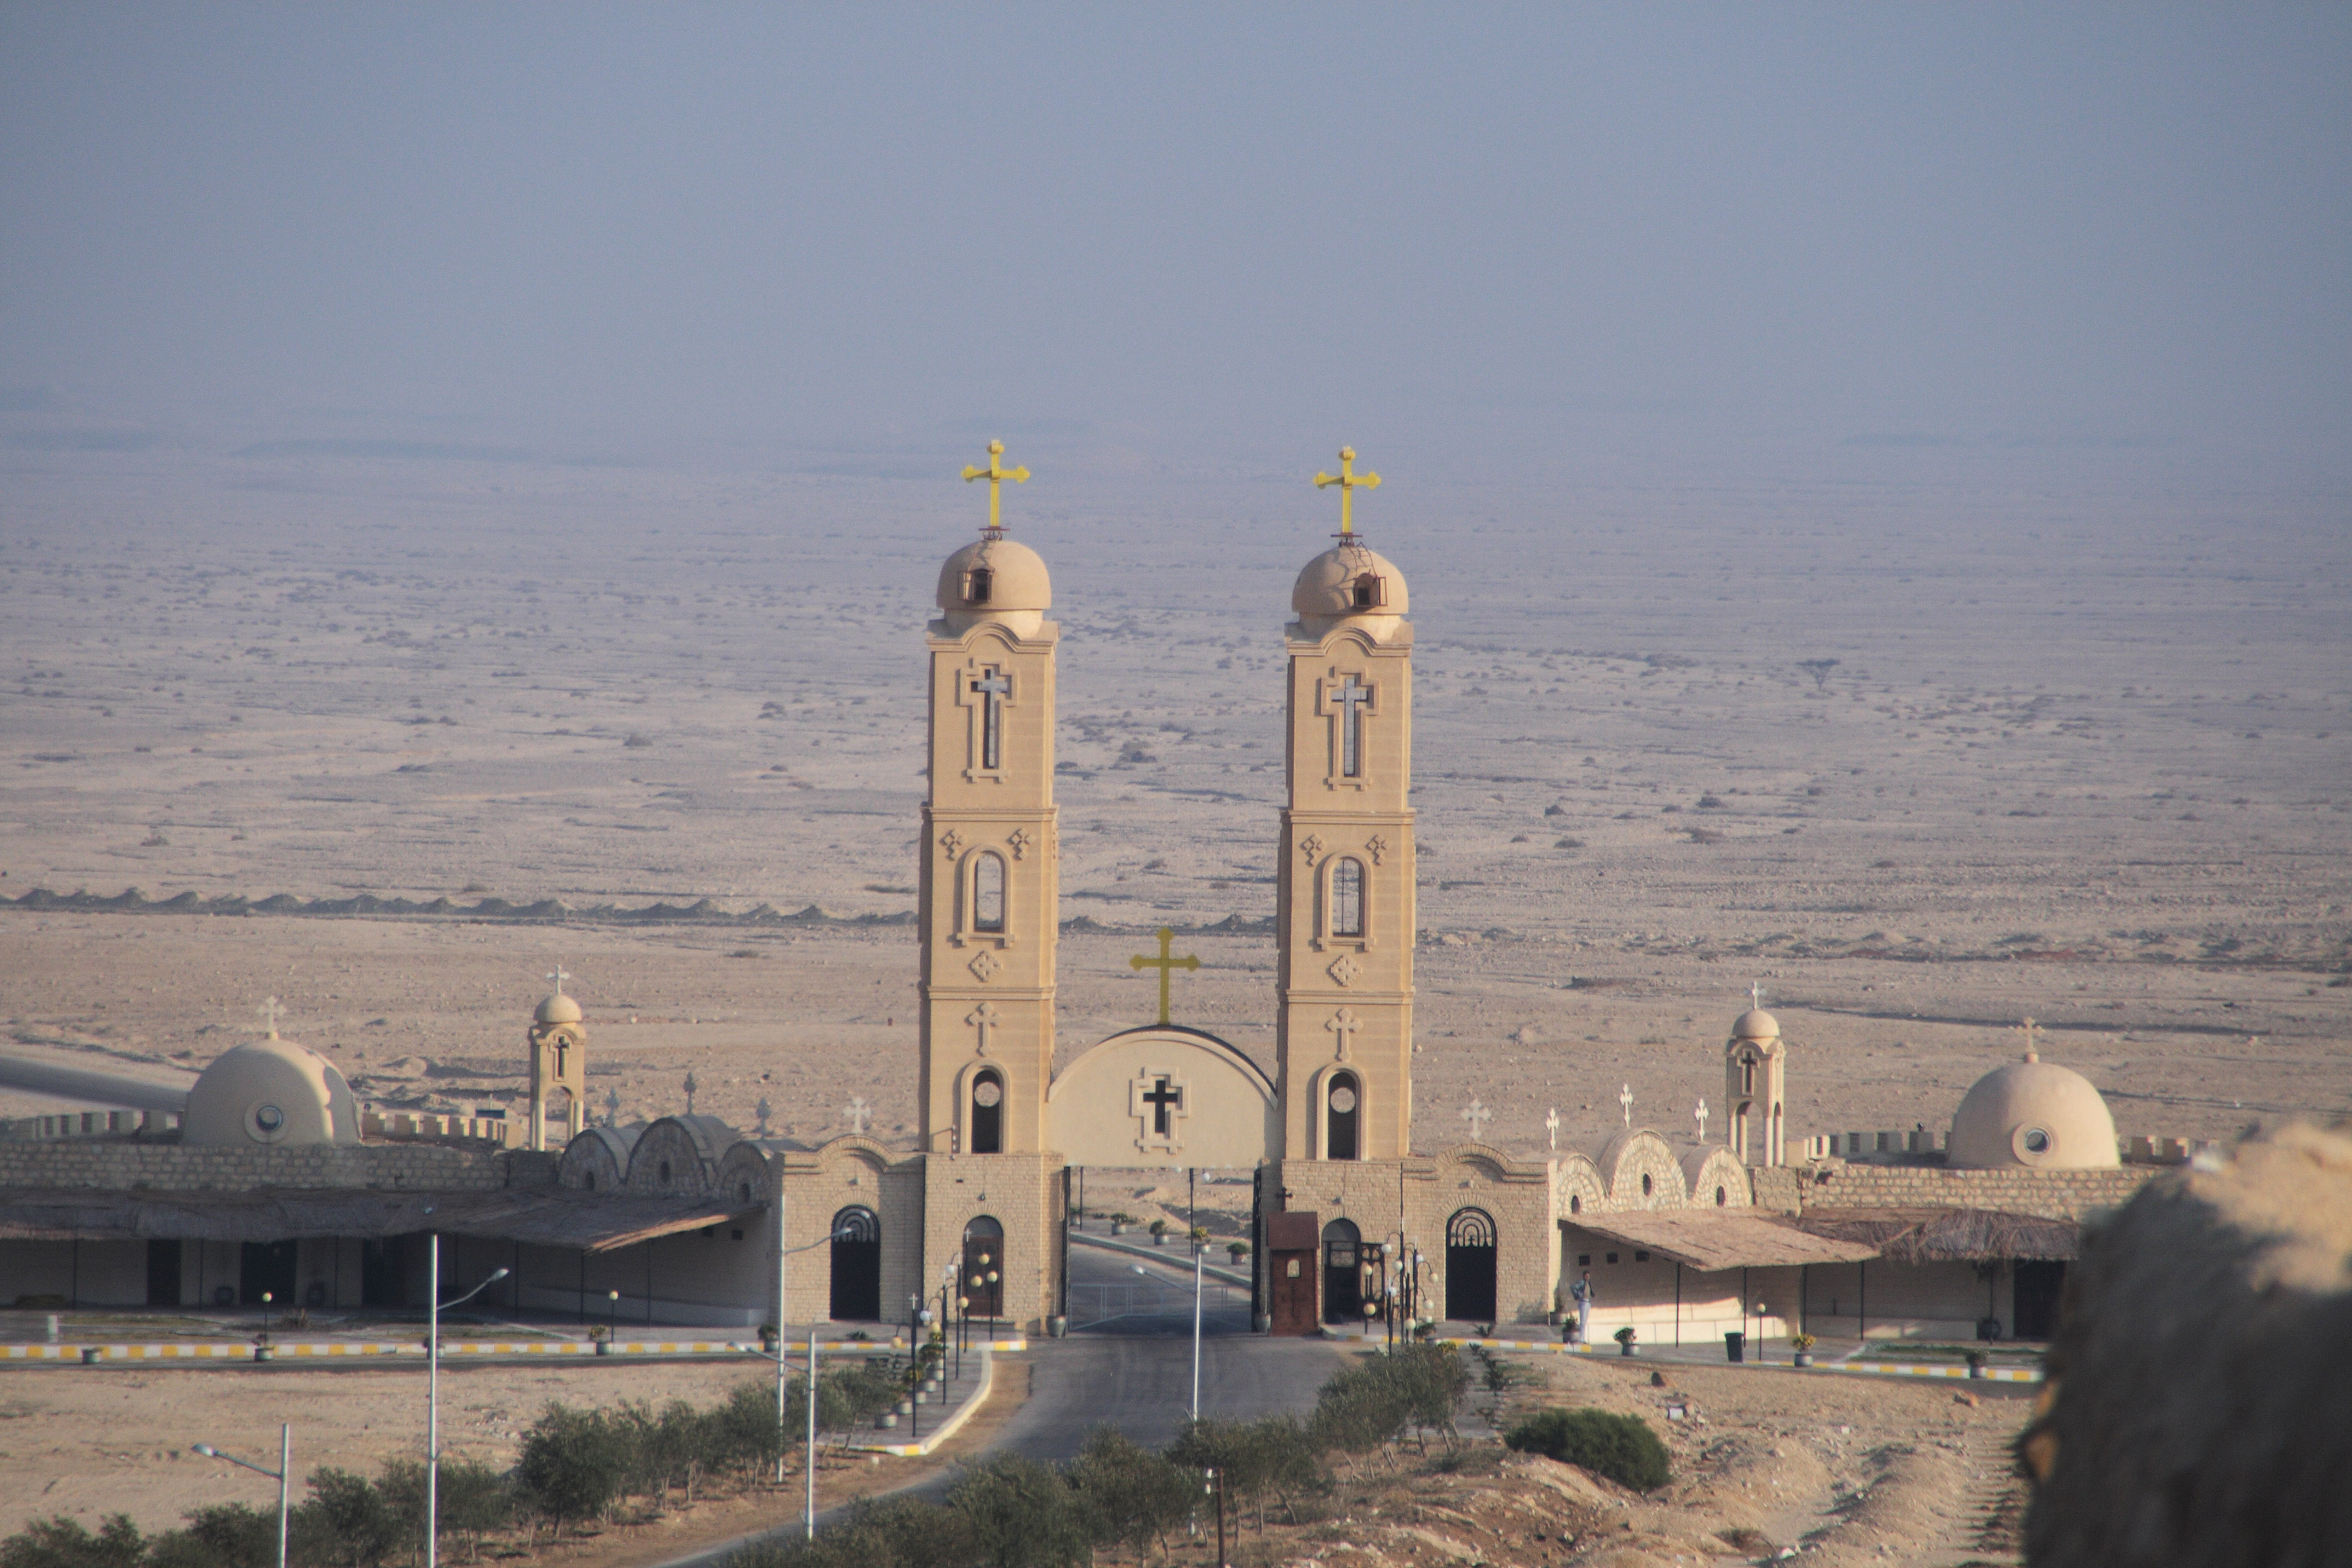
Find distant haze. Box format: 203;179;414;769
0;4;2345;503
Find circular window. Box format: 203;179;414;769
973;1080;1003;1108
244;1101;289;1143
2014;1125;2055;1160
1329;1085;1358;1114
1641;1174;1653;1195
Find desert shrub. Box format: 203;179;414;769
1504;1408;1671;1492
515;1406;631;1529
301;1469;411;1568
1166;1416;1324;1529
1;1516;148;1568
1307;1345;1468;1459
947;1455;1093;1568
145;1506;275;1568
725;1495;977;1568
1064;1429;1194;1560
433;1460;514;1556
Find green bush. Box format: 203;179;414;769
1307;1344;1468;1458
1166;1416;1322;1528
948;1455;1094;1568
1;1516;149;1568
1063;1430;1194;1560
302;1469;410;1568
145;1506;275;1568
1503;1408;1671;1492
516;1406;631;1528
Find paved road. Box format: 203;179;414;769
652;1244;1347;1567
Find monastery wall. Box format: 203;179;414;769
922;1150;1063;1333
0;1140;511;1194
1795;1162;2156;1220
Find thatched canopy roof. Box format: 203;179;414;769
1796;1207;2082;1263
1570;1210;1880;1272
0;1187;760;1252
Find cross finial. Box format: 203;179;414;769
2019;1016;2040;1063
1460;1098;1494;1141
1619;1083;1634;1128
845;1096;872;1135
1546;1107;1561;1151
1129;927;1201;1026
257;996;284;1039
604;1086;622;1125
682;1071;697;1115
547;962;572;996
961;439;1030;533
1313;445;1381;536
755;1096;772;1136
1695;1097;1710;1142
1750;980;1765;1010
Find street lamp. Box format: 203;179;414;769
1129;1256;1205;1422
745;1226;860;1531
193;1426;289;1568
425;1234;508;1568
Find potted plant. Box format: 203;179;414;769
1413;1318;1437;1342
590;1324;612;1356
1791;1332;1817;1368
1226;1240;1250;1265
1615;1325;1638;1357
250;1331;274;1363
1966;1350;1988;1379
1111;1212;1132;1236
1149;1218;1169;1246
1189;1224;1209;1253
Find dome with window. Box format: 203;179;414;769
182;1037;361;1148
1291;540;1408;633
1947;1053;2119;1170
936;535;1051;621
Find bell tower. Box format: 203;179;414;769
917;442;1060;1156
526;970;586;1152
1725;998;1787;1168
1276;449;1417;1161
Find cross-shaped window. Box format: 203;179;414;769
1333;676;1373;779
1143;1076;1182;1137
970;668;1011;770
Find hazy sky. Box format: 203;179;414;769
2;5;2346;491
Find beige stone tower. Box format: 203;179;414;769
1276;497;1416;1161
1725;1004;1786;1167
526;987;587;1152
916;470;1060;1157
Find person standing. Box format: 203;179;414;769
1569;1270;1594;1344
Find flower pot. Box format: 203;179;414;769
1152;1233;1166;1246
1048;1315;1069;1338
1620;1342;1638;1356
595;1341;612;1356
1794;1352;1814;1368
252;1346;274;1362
878;1413;897;1429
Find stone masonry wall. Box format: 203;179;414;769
1796;1162;2155;1220
0;1141;510;1194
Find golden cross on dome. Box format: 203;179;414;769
1129;926;1201;1025
1313;446;1381;535
962;439;1030;532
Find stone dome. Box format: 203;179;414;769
1291;540;1409;624
936;535;1051;616
1947;1055;2119;1171
1733;1008;1780;1040
182;1037;361;1148
535;991;583;1025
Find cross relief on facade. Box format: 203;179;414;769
1320;672;1375;783
1326;953;1362;987
965;1001;1000;1055
962;664;1012;776
1128;1068;1189;1152
1327;1007;1361;1061
967;949;1002;982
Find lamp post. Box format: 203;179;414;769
426;1234;508;1568
1203;1466;1226;1568
193;1426;289;1568
763;1227;857;1486
606;1289;619;1339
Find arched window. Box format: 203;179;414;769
1330;858;1365;939
973;852;1006;933
1351;572;1385;609
1325;1071;1361;1161
970;1068;1004;1155
1321;1219;1362;1325
1445;1209;1497;1323
1640;1172;1653;1196
962;1215;1005;1320
966;566;993;605
1568;1192;1580;1215
1714;1184;1727;1206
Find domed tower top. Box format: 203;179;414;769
1291;447;1408;640
935;440;1051;636
1732;1007;1780;1042
1947;1020;2119;1170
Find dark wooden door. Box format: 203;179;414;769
240;1240;297;1306
145;1240;181;1307
2013;1260;2065;1339
1270;1250;1317;1334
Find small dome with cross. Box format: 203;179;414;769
937;535;1051;621
1292;540;1409;629
535;991;583;1025
1731;1007;1779;1041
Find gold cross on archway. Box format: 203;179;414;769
962;439;1030;532
1129;926;1201;1025
1313;446;1380;535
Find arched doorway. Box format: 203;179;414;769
829;1206;881;1322
962;1215;1005;1321
1321;1218;1362;1325
1445;1208;1497;1324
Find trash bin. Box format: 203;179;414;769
1724;1331;1745;1363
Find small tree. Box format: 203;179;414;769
1065;1429;1195;1560
0;1515;148;1568
948;1456;1094;1568
1797;658;1841;691
1504;1408;1671;1492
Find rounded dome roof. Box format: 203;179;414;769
1291;541;1409;621
936;535;1050;615
1733;1008;1780;1040
1947;1056;2119;1171
535;992;583;1025
183;1037;361;1148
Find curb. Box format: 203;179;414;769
0;1338;918;1363
1432;1338;2044;1383
851;1347;995;1457
1067;1229;1252;1289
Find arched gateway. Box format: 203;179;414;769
1044;1025;1279;1167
